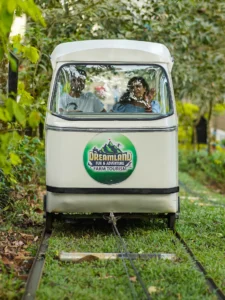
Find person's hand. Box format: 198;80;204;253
66;109;82;113
145;106;152;113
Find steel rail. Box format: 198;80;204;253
174;231;225;300
22;212;225;300
22;229;52;300
108;213;151;300
179;179;225;299
112;226;138;300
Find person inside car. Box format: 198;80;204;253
59;69;106;113
112;76;160;113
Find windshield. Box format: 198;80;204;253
51;64;172;119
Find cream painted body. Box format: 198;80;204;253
46;40;178;214
47;193;179;213
46;126;177;189
46;115;178;213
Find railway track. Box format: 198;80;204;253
22;211;225;300
22;230;51;300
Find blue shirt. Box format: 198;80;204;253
113;100;160;113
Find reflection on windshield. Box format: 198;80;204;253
51;64;171;116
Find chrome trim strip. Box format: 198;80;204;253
45;125;177;132
49;112;174;121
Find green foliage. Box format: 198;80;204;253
213;103;225;116
179;149;225;190
0;0;46;175
0;131;21;173
28;111;41;128
23;1;225;119
21;0;144;104
11;35;40;63
0;80;46;172
176;102;199;145
1;0;225;176
0;0;45;59
0;169;11;209
0;134;45;209
10;135;45;184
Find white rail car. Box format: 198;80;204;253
45;40;179;230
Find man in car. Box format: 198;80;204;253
59;69;106;113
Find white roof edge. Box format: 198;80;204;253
50;40;173;70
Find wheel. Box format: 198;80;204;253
46;212;54;233
167;213;176;230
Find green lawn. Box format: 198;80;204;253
177;172;225;292
36;172;225;300
1;172;224;299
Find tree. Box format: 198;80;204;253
135;0;225;153
22;0;145;101
2;0;225;163
0;0;45;59
176;102;199;148
25;0;225;108
0;0;45;172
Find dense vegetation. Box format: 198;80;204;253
0;0;224;216
179;149;225;192
1;0;225;173
0;1;225;298
0;0;224;221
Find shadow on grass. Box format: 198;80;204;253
52;216;168;238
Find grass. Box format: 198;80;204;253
36;181;225;300
0;192;43;300
178;171;225;291
0;270;24;300
1;172;225;299
179;171;225;205
37;220;214;300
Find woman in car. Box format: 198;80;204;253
112;76;160;113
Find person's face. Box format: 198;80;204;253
130;80;146;98
71;76;86;92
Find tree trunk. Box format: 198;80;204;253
207;98;213;155
193;114;201;152
64;1;69;16
192;125;198;151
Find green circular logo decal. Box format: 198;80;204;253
83;133;137;185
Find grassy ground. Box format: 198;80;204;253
37;221;212;300
1;172;224;299
36;172;225;300
0;185;44;300
178;172;225;292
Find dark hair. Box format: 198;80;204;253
71;69;87;80
127;77;149;94
119;76;149;102
77;69;87;78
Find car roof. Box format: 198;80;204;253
50;40;173;71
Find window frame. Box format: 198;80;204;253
50;63;174;121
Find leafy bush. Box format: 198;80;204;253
179;149;225;190
0;169;11;209
0;135;45;211
10;135;45;184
